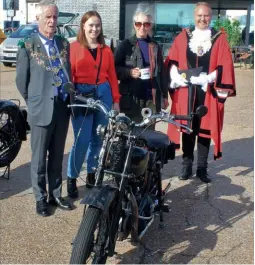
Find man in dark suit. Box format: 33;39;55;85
16;0;72;216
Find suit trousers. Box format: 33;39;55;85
30;98;70;201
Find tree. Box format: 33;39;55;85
213;18;242;48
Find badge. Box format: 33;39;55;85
49;46;56;55
53;75;62;87
181;73;186;79
46;66;51;71
197;46;204;56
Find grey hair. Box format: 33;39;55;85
35;0;59;17
194;2;212;15
132;2;154;23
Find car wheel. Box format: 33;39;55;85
3;62;12;67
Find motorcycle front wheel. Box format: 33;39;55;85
70;206;109;264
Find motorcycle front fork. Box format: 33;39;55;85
155;161;171;228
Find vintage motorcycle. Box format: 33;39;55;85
0;99;29;178
67;83;207;264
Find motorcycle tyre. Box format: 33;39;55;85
70;206;108;264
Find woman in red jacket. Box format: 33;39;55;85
67;11;120;198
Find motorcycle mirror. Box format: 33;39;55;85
62;82;75;94
195;105;208;118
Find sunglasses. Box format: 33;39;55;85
134;22;152;28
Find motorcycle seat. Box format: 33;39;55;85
133;128;170;150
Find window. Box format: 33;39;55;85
9;25;38;38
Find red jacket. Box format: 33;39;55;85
70;41;120;103
165;29;236;159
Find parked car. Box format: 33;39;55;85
3;27;17;37
0;12;79;67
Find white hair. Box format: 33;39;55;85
132;2;154;23
35;0;59;17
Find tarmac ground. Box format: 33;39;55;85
0;63;254;264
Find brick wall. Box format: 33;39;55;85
55;0;120;40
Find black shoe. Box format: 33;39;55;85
48;197;73;210
67;178;78;198
196;168;211;183
36;200;50;217
86;173;95;188
179;164;192;180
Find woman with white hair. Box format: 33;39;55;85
114;2;169;123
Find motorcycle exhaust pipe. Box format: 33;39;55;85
138;215;155;240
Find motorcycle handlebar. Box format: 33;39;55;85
69;95;110;117
68;95;193;133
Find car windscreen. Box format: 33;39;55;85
9;25;38;38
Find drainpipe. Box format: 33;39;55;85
245;4;251;46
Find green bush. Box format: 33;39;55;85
213;18;242;47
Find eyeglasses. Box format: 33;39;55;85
134;22;152;28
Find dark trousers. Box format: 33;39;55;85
30;99;70;201
182;132;211;168
182;86;211;169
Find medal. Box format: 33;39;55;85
49;46;56;55
197;46;204;56
52;66;60;75
53;75;62;87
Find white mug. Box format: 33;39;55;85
140;68;150;80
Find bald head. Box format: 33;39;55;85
194;2;212;30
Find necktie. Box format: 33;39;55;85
47;39;68;101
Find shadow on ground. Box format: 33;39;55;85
114;136;254;263
116;175;253;264
0;153;70;200
0;136;253;263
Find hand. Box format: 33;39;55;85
130;67;140;79
162;98;169;109
190;71;216;92
190;72;209;92
113;102;120;112
170;65;188;89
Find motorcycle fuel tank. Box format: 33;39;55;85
130;146;149;176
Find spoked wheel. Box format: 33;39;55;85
70;206;109;264
0;106;22;167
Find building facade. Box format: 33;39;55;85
1;0;253;46
0;0;39;30
55;0;253;43
55;0;120;41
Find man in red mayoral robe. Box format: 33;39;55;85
165;1;236;183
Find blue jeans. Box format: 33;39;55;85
67;82;113;178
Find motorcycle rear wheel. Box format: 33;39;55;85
70;206;109;264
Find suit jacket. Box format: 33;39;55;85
16;34;71;126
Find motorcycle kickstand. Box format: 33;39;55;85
0;163;10;179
